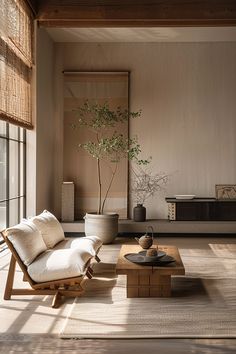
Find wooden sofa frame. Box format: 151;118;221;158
1;231;101;308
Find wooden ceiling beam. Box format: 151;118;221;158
26;0;38;16
36;0;236;27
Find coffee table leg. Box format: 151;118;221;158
127;271;139;298
126;271;171;298
150;274;171;297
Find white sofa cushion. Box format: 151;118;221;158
55;236;102;256
5;221;47;266
28;248;90;283
31;210;65;249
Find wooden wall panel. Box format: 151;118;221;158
63;72;129;219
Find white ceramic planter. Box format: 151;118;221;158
84;213;119;244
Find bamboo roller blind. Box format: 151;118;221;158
0;0;33;129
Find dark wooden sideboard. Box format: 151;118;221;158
165;198;236;221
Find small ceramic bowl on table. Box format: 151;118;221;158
145;247;158;261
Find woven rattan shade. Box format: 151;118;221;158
0;0;33;129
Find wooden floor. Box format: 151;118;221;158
0;235;235;353
0;335;235;354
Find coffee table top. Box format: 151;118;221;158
116;244;185;276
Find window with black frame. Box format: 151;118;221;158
0;120;26;241
0;0;33;244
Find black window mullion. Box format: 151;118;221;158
0;196;25;203
18;127;20;223
6;123;9;228
23;130;26;218
0;136;23;143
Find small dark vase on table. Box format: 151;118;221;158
133;204;146;222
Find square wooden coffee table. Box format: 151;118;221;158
116;245;185;297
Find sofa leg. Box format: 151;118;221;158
4;255;16;300
52;291;62;308
86;269;93;279
88;266;93;275
95;255;101;263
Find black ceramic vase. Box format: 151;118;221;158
133;204;146;222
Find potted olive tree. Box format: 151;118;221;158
73;100;148;244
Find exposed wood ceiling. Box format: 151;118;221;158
34;0;236;27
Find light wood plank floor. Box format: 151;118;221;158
0;235;235;353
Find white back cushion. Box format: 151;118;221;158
31;210;65;249
6;221;47;266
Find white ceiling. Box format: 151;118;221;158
46;27;236;43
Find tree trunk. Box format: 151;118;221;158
97;158;102;214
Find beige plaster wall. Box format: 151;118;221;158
54;42;236;219
34;28;55;214
52;45;64;218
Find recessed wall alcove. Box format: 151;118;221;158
63;71;129;220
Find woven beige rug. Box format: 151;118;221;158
61;244;236;338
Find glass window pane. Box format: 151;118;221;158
0;121;6;136
19;128;25;142
0;139;7;200
0;201;6;231
9;141;19;198
0;125;26;228
9;124;19;140
9;199;19;227
19;197;25;221
20;142;25;196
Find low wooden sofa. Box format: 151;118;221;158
1;210;102;308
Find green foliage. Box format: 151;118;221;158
76;100;141;130
79;133;150;165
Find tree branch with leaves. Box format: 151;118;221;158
72;100;149;214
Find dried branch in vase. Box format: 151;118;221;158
131;166;169;205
